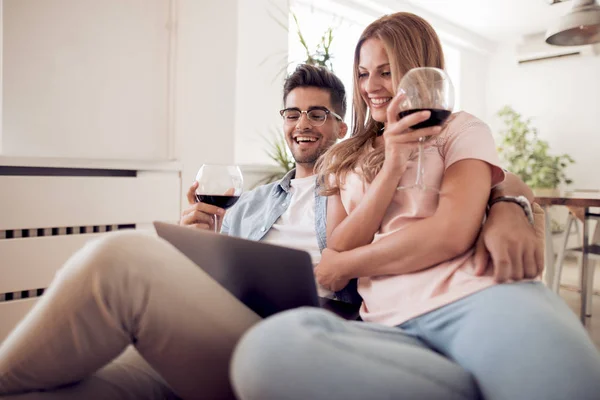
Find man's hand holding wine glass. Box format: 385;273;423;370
179;164;244;233
180;181;227;231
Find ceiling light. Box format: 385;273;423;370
546;0;600;46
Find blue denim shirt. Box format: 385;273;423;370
221;169;361;304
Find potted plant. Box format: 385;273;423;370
496;106;575;196
292;13;335;71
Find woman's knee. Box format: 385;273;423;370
231;306;334;363
230;307;338;397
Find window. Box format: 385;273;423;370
288;1;462;120
288;2;365;125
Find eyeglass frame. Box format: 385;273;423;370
279;106;343;126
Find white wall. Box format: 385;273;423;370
233;0;289;166
174;0;238;205
2;0;171;160
1;0;242;210
0;2;3;154
486;43;600;190
459;49;489;121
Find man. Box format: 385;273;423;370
0;65;542;400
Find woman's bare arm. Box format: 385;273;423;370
334;159;493;279
326;168;401;252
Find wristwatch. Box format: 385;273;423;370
488;195;535;225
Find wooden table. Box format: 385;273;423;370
535;192;600;324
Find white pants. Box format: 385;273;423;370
0;231;260;399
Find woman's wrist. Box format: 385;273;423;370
338;245;370;280
380;160;407;181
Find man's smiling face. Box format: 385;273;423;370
282;87;346;168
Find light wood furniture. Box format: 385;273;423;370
536;192;600;325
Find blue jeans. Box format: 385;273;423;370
230;282;600;400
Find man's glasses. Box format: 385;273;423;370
280;107;343;127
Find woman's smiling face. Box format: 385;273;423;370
358;38;396;124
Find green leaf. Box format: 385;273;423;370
290;13;336;72
496;106;575;189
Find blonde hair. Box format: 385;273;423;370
316;12;445;195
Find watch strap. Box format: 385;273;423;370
489;196;535;225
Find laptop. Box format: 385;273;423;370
153;221;360;320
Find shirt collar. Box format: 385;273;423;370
277;168;322;194
278;169;297;193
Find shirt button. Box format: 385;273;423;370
282;202;287;207
260;227;266;232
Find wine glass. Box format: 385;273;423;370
195;164;244;232
396;67;454;199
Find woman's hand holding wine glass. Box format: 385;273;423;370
393;67;455;194
381;94;443;181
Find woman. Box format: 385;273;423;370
230;12;600;400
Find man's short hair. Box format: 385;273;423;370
283;64;347;119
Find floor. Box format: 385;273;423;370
554;256;600;349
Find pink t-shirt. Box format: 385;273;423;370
339;112;506;326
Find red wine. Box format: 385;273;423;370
195;194;240;209
398;108;451;129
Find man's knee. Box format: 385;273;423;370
59;231;161;283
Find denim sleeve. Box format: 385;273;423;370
334;278;362;305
